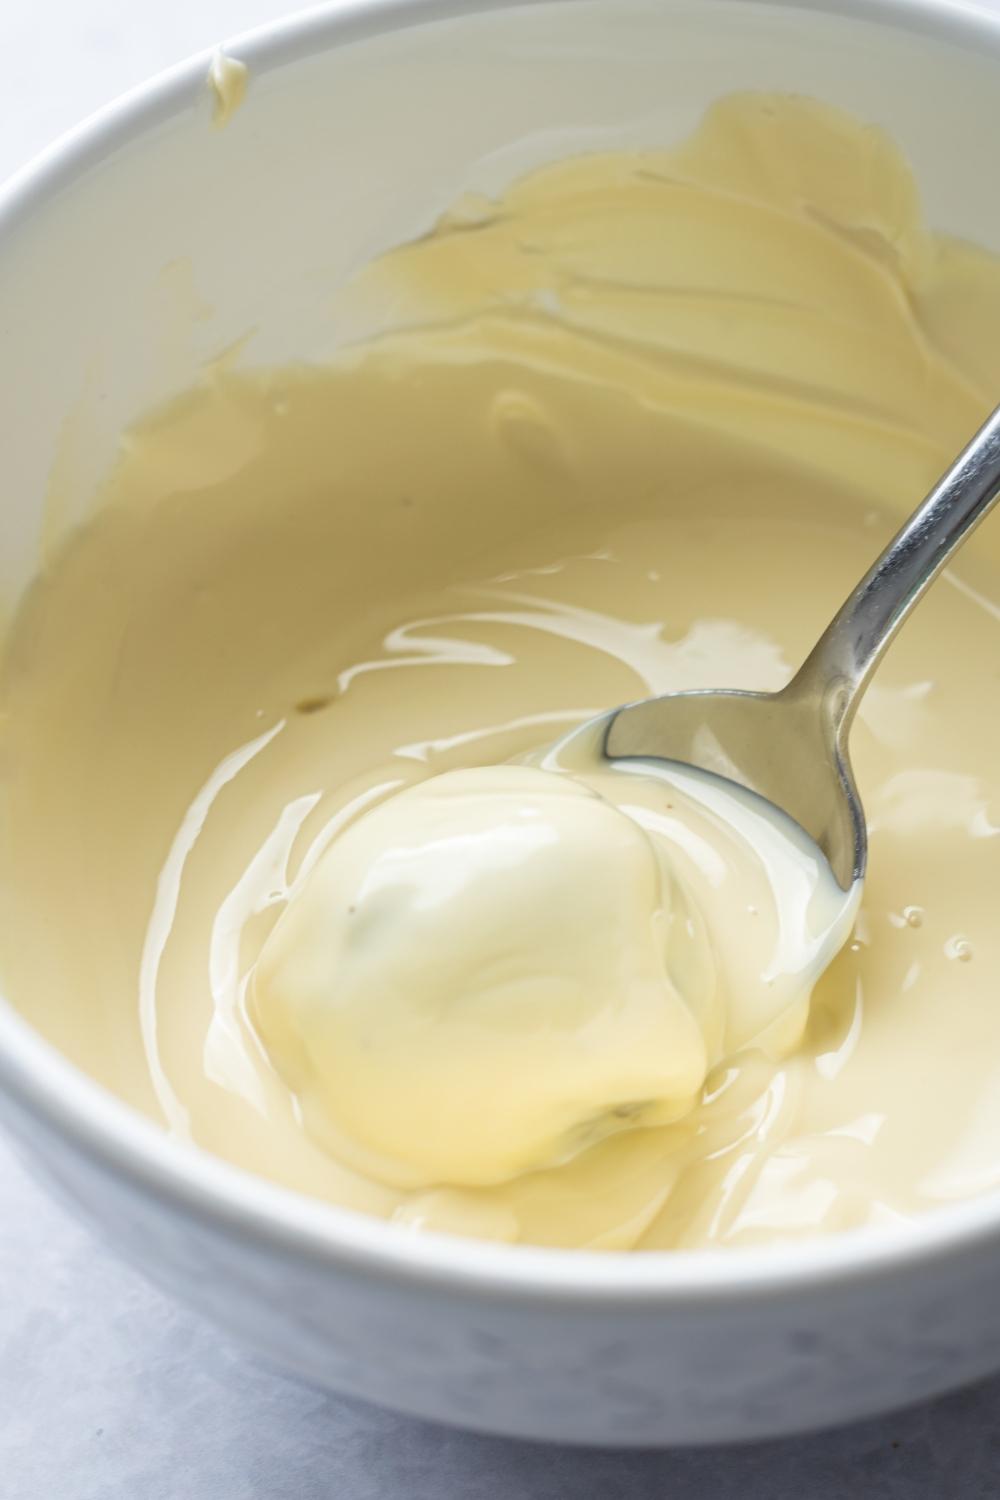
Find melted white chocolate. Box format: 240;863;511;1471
208;51;248;128
3;94;1000;1250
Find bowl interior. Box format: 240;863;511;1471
2;0;1000;613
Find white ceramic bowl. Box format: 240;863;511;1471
2;0;1000;1448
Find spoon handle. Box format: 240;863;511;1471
792;402;1000;735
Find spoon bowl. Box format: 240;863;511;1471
603;682;862;890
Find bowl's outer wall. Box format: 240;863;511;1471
6;1075;1000;1446
1;0;1000;1446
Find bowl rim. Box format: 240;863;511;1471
3;0;1000;1306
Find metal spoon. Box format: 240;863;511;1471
596;403;1000;892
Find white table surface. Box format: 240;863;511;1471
4;3;1000;1495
